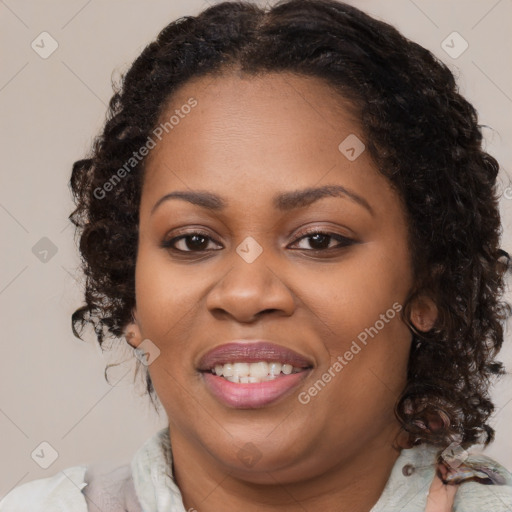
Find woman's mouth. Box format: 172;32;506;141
197;341;313;408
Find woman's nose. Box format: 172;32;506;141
205;245;296;324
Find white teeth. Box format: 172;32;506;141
249;362;269;378
222;374;283;384
210;360;305;382
268;362;282;376
240;376;259;383
281;364;293;375
233;362;250;377
222;363;234;377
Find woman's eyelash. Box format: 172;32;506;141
160;229;356;253
160;231;221;252
290;230;355;251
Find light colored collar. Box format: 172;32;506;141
131;428;187;512
131;427;441;512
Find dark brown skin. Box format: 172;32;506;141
124;71;438;512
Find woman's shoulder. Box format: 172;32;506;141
0;465;89;512
375;442;512;511
2;435;511;512
0;428;168;512
0;461;141;512
451;452;512;511
454;479;512;511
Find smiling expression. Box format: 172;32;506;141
125;70;427;483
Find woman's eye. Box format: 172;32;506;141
161;232;222;252
289;231;355;251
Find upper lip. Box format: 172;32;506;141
197;341;314;371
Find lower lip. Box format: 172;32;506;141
201;371;310;409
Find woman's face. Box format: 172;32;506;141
128;71;424;483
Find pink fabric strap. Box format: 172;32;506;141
425;472;458;512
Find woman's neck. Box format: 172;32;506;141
169;426;404;512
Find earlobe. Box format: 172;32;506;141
123;308;143;348
409;295;438;333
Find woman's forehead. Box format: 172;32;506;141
141;72;373;197
153;71;359;148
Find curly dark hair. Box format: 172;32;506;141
69;0;511;449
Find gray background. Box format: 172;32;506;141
1;0;511;498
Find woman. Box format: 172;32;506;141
1;0;511;510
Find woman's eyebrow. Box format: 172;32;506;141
275;185;374;216
150;184;374;216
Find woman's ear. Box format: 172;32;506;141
123;308;143;348
409;295;438;333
